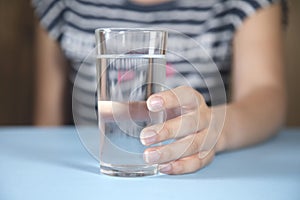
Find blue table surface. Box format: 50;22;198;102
0;127;299;200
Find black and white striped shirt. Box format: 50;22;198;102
33;0;281;124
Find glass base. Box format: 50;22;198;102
100;163;158;177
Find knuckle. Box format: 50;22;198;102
195;92;207;108
197;92;205;102
171;161;184;174
196;102;211;128
153;123;164;133
164;89;177;101
178;86;197;99
188;134;201;154
184;86;197;98
162;124;176;139
197;110;209;129
186;113;199;131
159;145;174;162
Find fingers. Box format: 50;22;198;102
158;150;215;175
99;101;149;122
143;131;207;164
147;86;205;112
140;111;210;146
141;86;211;146
142;86;214;175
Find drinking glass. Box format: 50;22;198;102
95;28;167;177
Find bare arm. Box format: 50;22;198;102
217;3;286;151
34;23;68;126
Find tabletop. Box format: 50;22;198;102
0;127;299;200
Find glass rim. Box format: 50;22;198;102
95;28;168;34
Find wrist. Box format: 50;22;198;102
215;129;227;152
209;104;229;153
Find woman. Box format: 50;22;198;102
33;0;287;174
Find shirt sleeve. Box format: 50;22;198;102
225;0;286;31
32;0;67;41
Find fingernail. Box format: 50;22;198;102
159;163;172;173
144;150;161;163
140;131;157;145
148;96;163;112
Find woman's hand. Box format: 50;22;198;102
140;86;222;174
139;2;285;175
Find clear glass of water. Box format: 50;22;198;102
95;28;168;177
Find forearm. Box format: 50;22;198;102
34;77;65;126
34;23;67;126
214;2;287;153
216;85;286;152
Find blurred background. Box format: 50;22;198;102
0;0;299;126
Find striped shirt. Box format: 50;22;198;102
33;0;282;124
